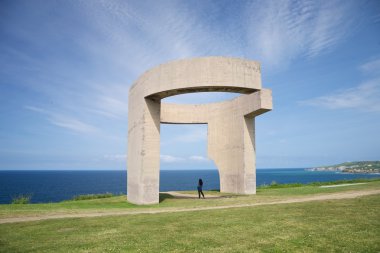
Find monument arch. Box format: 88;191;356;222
127;57;272;204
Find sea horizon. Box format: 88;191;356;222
1;168;379;204
0;167;308;171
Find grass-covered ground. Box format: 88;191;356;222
1;179;379;219
0;179;379;252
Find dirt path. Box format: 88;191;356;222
1;189;379;224
319;183;367;188
163;191;226;199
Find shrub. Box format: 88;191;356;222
12;194;31;204
270;180;278;186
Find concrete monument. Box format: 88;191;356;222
127;57;272;205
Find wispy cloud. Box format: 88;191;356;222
6;0;362;135
75;0;216;74
302;57;380;112
160;154;210;163
3;0;220;136
89;83;129;119
189;155;209;162
51;116;99;134
2;0;375;170
160;155;185;163
246;0;359;67
300;79;380;112
25;106;99;134
360;58;380;75
103;154;126;161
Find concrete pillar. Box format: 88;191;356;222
208;109;257;194
127;97;161;205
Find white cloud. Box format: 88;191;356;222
300;79;380;112
189;155;209;162
160;155;185;163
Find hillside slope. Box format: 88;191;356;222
308;161;380;173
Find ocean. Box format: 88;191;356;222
0;168;379;204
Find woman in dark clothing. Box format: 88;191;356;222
197;178;205;199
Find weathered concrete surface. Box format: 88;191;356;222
127;57;272;205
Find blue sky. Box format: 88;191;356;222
0;0;379;170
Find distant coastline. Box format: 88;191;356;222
307;161;380;174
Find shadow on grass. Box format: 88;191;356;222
159;191;242;202
159;193;176;203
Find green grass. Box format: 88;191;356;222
259;177;380;189
72;193;115;201
0;194;379;252
0;179;379;219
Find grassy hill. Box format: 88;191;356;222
308;161;380;173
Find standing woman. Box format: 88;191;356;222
197;178;205;199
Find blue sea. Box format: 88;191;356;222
0;169;379;204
